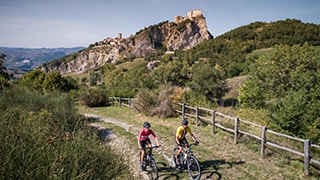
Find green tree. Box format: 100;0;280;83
238;76;265;109
150;59;189;86
19;69;46;91
239;43;320;142
0;53;10;80
188;60;228;102
0;53;10;90
42;71;76;92
249;43;319;99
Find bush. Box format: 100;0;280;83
133;85;181;118
77;87;108;107
0;87;130;179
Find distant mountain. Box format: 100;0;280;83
0;46;85;70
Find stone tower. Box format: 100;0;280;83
187;9;202;19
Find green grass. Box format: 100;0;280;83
0;88;131;179
116;58;146;70
250;47;274;57
81;106;320;179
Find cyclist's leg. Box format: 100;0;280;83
175;138;185;165
140;140;147;171
146;139;152;154
140;140;147;162
176;139;183;156
183;138;189;149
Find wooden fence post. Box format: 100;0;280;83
234;117;239;144
182;103;185;119
129;98;131;108
195;106;199;126
261;126;267;156
111;97;114;106
212;110;215;134
119;97;122;107
304;139;311;176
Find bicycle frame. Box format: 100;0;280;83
143;146;159;161
173;143;201;180
140;145;160;180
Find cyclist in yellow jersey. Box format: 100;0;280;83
175;119;199;166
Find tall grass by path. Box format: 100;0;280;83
82;106;320;179
0;87;131;179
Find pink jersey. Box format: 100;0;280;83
138;129;157;141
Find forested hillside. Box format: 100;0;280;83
174;19;320;78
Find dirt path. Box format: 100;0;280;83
85;114;175;180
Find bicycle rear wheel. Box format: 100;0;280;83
187;155;201;180
146;158;158;180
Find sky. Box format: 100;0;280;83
0;0;319;48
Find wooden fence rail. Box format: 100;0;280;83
108;97;137;108
108;97;319;176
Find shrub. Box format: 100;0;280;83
0;86;130;179
133;85;177;118
77;87;108;107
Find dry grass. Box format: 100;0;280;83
116;58;146;70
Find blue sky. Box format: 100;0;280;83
1;0;319;48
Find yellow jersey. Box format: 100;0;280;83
176;126;192;139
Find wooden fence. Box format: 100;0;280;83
108;97;136;108
108;97;320;176
176;103;320;177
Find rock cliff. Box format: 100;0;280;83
41;13;213;74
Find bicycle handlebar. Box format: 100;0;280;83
140;145;161;150
190;142;199;147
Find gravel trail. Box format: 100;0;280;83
85;113;175;180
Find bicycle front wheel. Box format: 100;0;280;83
146;158;158;180
187;155;201;180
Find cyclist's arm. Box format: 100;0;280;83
190;134;198;142
188;127;199;143
138;131;142;149
175;135;180;145
155;137;160;146
175;127;182;145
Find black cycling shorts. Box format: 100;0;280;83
177;137;188;146
140;139;151;149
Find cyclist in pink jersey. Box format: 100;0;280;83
138;122;160;170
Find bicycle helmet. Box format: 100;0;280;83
143;122;151;128
182;119;189;125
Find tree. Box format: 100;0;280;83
0;53;10;80
0;53;10;90
42;71;76;92
19;69;78;93
188;60;228;102
238;76;265;109
248;43;319;99
239;43;320;142
150;59;189;86
19;69;46;91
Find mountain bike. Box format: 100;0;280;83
140;145;160;180
173;143;201;180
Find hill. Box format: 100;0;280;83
177;18;320;78
0;46;85;71
40;11;212;74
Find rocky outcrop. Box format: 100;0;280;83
41;12;213;74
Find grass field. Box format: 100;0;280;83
81;106;320;179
